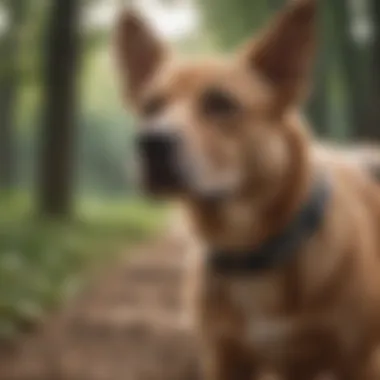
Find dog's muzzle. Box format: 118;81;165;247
136;131;185;195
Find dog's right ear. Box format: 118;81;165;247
114;10;167;106
241;0;316;111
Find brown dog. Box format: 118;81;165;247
115;1;380;379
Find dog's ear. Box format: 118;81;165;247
243;0;316;110
114;10;167;105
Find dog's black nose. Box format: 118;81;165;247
136;131;184;194
137;131;179;162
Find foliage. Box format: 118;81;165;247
196;0;272;50
0;193;167;339
0;0;170;341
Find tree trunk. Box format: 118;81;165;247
306;1;330;137
37;0;81;217
370;0;380;139
0;0;27;190
330;0;371;140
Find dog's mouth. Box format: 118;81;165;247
136;132;239;201
138;155;236;201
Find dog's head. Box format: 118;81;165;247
115;0;316;202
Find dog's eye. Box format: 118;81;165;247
201;89;239;118
142;95;166;117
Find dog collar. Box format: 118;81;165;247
208;175;330;275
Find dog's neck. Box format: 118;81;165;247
184;116;312;252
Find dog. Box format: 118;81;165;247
114;0;380;378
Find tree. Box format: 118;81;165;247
329;0;371;139
306;2;331;136
369;0;380;140
37;0;81;217
0;0;28;190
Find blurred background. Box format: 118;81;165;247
0;0;379;362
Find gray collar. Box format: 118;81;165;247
208;176;330;275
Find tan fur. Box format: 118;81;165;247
115;1;380;378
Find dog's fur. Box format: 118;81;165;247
115;1;380;378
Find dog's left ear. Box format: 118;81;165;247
243;0;316;110
114;10;168;106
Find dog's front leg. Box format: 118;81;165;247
329;344;380;380
334;356;380;380
282;364;323;380
202;339;258;380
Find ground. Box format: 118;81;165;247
0;238;200;380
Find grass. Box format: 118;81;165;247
0;193;167;339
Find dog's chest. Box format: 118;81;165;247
225;276;294;354
228;276;280;314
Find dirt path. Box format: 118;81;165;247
0;238;199;380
